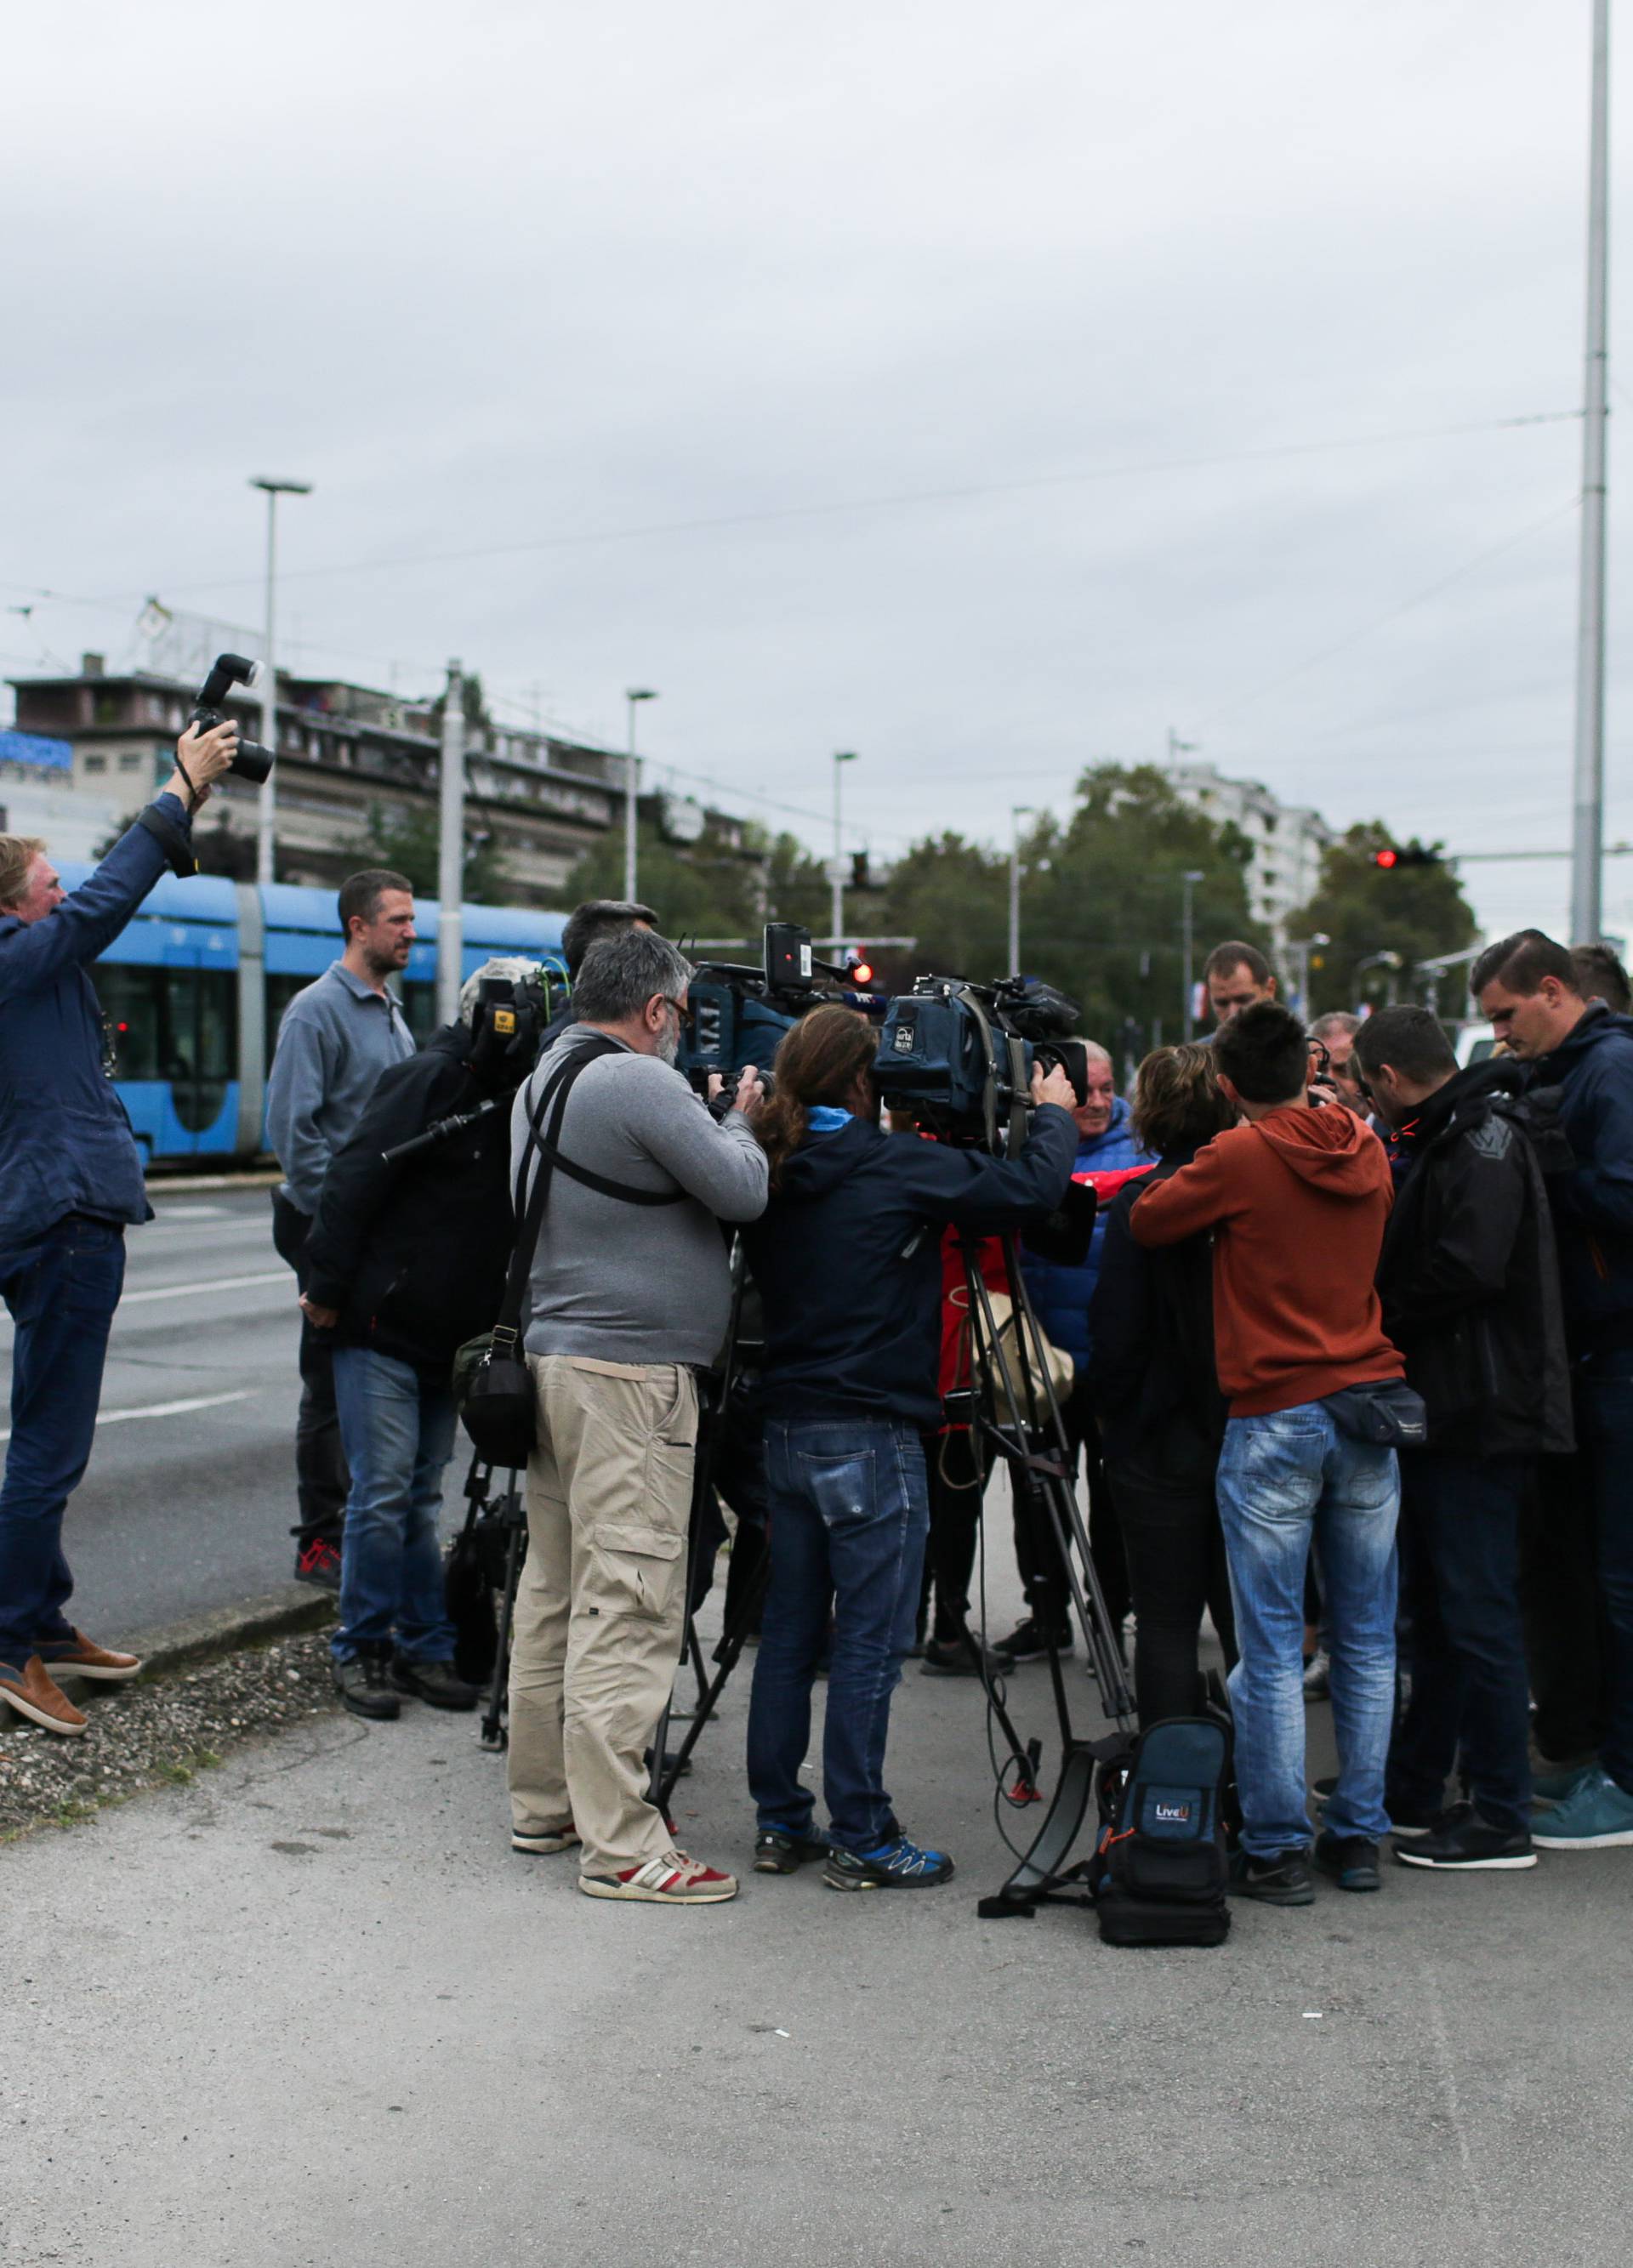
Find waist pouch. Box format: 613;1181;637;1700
1322;1378;1427;1449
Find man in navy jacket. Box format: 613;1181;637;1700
0;720;239;1736
1474;929;1633;1851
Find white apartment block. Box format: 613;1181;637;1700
1166;759;1332;950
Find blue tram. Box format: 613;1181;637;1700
54;863;570;1167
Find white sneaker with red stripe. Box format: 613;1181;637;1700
579;1851;739;1904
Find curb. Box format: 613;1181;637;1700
105;1584;338;1682
145;1169;282;1195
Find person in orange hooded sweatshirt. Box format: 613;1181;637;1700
1131;1000;1404;1908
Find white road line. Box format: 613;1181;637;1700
0;1389;256;1443
121;1270;291;1306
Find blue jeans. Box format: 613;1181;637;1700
1217;1402;1399;1856
0;1215;126;1672
1388;1452;1533;1833
330;1346;457;1663
747;1417;930;1854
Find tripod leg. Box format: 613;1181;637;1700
657;1542;772;1811
481;1526;524;1753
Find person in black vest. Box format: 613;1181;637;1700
302;958;547;1720
1353;1005;1573;1870
1089;1043;1238;1725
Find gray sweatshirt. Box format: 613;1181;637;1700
265;961;417;1214
509;1026;769;1367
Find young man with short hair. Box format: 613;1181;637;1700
1473;928;1633;1850
1355;1006;1571;1870
265;870;418;1585
1203;941;1277;1028
1131;1001;1402;1904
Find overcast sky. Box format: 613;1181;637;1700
4;1;1630;947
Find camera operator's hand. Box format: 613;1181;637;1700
731;1063;766;1118
299;1294;339;1331
165;719;239;811
1031;1061;1077;1112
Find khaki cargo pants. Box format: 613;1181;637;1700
507;1355;697;1876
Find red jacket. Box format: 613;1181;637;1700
1129;1105;1401;1418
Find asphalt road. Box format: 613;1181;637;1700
0;1186;309;1638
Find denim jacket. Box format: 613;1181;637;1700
0;797;192;1251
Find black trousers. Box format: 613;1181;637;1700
1387;1450;1533;1833
687;1371;771;1631
1106;1450;1236;1725
1526;1443;1608;1764
270;1191;349;1549
923;1429;990;1645
1010;1374;1130;1640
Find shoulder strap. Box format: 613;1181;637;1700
494;1039;618;1347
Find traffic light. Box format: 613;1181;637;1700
845;947;875;986
850;850;871;890
1372;844;1441;870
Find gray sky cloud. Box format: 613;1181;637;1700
3;1;1629;948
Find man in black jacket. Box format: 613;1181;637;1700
303;958;546;1719
1354;1007;1573;1871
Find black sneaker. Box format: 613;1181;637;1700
1395;1806;1537;1871
294;1535;343;1591
996;1617;1073;1663
919;1635;1016;1679
390;1657;479;1711
754;1826;830;1874
1227;1848;1315;1906
333;1651;400;1721
1313;1829;1382;1892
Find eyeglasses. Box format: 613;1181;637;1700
657;995;694;1031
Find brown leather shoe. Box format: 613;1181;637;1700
38;1629;143;1681
0;1656;88;1736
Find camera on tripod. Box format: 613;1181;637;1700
873;974;1090;1151
190;653;277;785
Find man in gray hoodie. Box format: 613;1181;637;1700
506;928;768;1905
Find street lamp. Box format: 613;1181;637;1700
1008;805;1034;975
1181;869;1205;1039
624;688;657;901
249;476;311;886
831;750;858;949
1286;930;1330;1018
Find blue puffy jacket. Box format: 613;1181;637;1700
0;798;193;1253
1534;1003;1633;1348
1018;1095;1156;1369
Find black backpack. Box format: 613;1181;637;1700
1090;1713;1233;1947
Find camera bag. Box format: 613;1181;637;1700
1090;1714;1232;1947
454;1033;689;1465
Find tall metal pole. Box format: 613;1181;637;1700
249;476;310;886
1008;804;1033;974
831;750;857;948
437;660;464;1026
1181;868;1203;1040
1572;0;1612;943
625;688;657;901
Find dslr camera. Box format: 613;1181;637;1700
191;652;277;785
873;974;1090;1152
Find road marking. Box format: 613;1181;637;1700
0;1389;256;1443
121;1270;291;1306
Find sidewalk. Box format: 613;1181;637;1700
3;1602;1630;2266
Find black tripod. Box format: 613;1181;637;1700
944;1229;1135;1917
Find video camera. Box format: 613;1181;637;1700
191;653;277;786
678;921;882;1094
873;974;1090;1152
469;967;553;1073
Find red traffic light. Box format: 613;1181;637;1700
1373;849;1398;870
850;959;875;986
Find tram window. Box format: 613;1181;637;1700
94;964;162;1081
399;976;438;1044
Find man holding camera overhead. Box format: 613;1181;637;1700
506;928;770;1906
0;720;240;1737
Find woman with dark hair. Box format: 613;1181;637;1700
743;1005;1078;1890
1087;1044;1239;1725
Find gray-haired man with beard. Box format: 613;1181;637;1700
506;929;770;1904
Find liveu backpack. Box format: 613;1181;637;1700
1091;1713;1233;1948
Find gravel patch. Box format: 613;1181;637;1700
0;1630;340;1843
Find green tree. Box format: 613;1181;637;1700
876;764;1263;1056
559;821;828;948
1289;826;1477;1015
94;806;260;879
340;799;509;904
